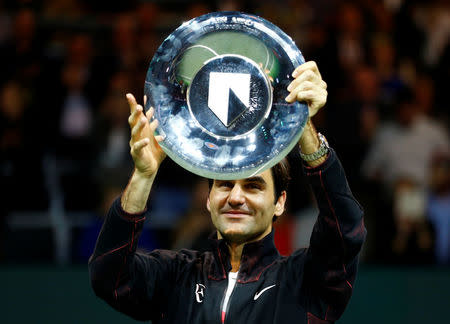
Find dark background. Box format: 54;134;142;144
0;0;449;323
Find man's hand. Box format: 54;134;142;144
127;93;166;178
286;61;329;167
285;61;327;118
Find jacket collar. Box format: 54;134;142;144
208;230;280;283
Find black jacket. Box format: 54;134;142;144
89;150;366;323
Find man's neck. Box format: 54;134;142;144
227;242;245;272
217;227;273;272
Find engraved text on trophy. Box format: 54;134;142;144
208;72;250;127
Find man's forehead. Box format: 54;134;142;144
213;169;274;184
249;169;273;182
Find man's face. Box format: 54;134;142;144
207;169;286;244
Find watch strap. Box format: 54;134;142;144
299;133;329;162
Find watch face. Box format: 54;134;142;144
145;11;308;180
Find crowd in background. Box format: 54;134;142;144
0;0;449;266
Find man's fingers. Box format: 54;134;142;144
145;107;155;120
287;70;319;92
292;61;321;79
131;117;147;141
131;138;150;154
298;88;327;101
291;80;316;93
128;104;144;126
285;61;327;115
295;88;328;110
126;93;138;114
149;118;159;133
295;90;315;102
286;85;315;103
155;135;165;142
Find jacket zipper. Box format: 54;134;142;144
219;284;227;324
220;281;237;324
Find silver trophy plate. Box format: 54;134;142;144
144;12;308;179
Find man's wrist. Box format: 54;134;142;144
300;133;329;162
133;168;157;181
121;169;156;214
298;120;329;167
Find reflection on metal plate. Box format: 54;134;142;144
145;12;308;179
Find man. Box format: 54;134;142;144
89;61;366;323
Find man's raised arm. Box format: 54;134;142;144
88;93;167;321
287;61;366;322
121;93;166;213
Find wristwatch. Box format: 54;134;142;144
299;133;329;162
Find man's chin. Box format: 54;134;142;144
219;228;260;245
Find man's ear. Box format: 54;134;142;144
206;196;211;212
274;191;287;217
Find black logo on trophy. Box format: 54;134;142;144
188;55;272;137
207;70;250;127
145;12;309;179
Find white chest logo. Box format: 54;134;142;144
254;284;276;300
195;283;206;303
208;72;250;127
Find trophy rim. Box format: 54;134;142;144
145;11;308;180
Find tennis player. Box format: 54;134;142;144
89;61;366;323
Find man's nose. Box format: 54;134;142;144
228;184;245;206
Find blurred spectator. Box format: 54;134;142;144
369;34;404;108
171;179;214;252
74;182;158;262
111;12;139;72
254;0;313;46
0;8;42;85
216;0;243;12
328;64;381;184
413;1;449;69
49;33;99;211
363;0;394;35
0;3;12;44
95;70;134;182
0;0;447;266
41;0;84;20
292;191;319;251
186;1;211;19
393;1;425;63
361;86;449;263
427;154;450;265
362;87;449;192
273;211;296;256
135;2;160;66
275;190;317;256
334;2;366;74
413;72;447;123
391;177;434;264
57;35;95;155
0;80;48;211
136;1;159;33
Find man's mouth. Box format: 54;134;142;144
222;210;251;218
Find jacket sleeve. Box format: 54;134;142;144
301;149;366;322
88;196;182;321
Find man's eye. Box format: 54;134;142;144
246;183;262;190
218;181;233;188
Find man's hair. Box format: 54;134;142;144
207;158;291;214
271;158;291;202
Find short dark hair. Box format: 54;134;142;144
270;158;291;202
207;158;291;203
